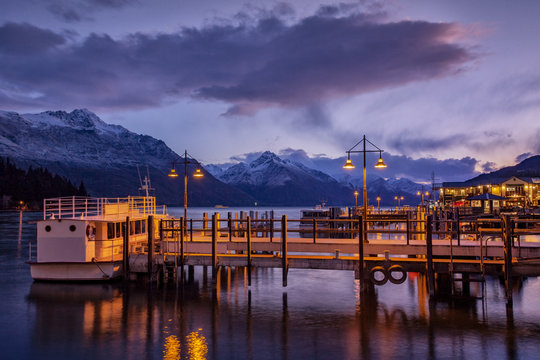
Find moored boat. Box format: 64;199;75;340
28;196;169;281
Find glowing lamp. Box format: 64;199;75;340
193;168;204;178
168;168;179;178
343;157;355;169
374;156;387;168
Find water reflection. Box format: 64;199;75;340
23;266;539;360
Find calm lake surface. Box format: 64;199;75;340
1;208;540;360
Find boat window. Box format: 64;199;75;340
107;223;115;239
45;225;51;232
141;219;146;233
115;223;122;238
69;225;76;232
135;220;141;234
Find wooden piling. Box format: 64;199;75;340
312;218;317;244
281;215;288;287
269;211;274;242
503;215;513;303
212;214;217;276
247;216;252;286
147;215;153;281
426;215;435;298
358;215;366;292
123;216;130;280
180;217;185;269
406;211;410;245
228;212;232;242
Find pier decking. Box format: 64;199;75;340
124;210;540;303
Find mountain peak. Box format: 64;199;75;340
44;108;105;129
251;151;282;168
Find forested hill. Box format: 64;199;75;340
0;158;87;209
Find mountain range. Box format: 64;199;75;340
1;108;537;207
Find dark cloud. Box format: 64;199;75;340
0;8;475;112
48;4;87;22
482;161;497;172
46;0;138;22
227;148;479;182
516;152;533;163
0;22;65;54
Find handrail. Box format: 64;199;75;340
43;196;167;220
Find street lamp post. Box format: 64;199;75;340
394;195;404;208
376;196;381;213
343;135;387;242
417;189;430;207
168;150;204;228
354;190;359;209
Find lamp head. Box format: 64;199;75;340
354;190;359;196
168;168;179;178
343;154;355;169
374;152;387;168
193;168;204;178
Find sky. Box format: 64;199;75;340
1;0;539;182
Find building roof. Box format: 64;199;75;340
442;176;535;188
467;193;507;201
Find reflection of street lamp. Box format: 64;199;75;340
376;196;381;212
168;150;204;227
343;135;387;222
354;190;359;208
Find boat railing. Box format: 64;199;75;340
43;196;168;220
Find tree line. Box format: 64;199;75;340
0;158;87;209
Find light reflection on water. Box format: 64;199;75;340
2;210;540;360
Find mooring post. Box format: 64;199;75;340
123;216;130;280
247;216;252;286
228;212;232;242
212;214;218;278
180;217;185;278
358;215;366;292
455;208;461;246
503;215;513;303
312;218;317;244
406;211;410;245
147;215;154;282
281;215;288;287
426;214;435;298
190;219;193;242
270;210;274;242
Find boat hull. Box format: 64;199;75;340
28;261;122;281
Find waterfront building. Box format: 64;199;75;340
440;176;540;208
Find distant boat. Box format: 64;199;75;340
214;205;228;209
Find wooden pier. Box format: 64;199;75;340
126;210;540;303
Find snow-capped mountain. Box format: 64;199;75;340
0;109;174;168
0;109;254;206
216;151;354;205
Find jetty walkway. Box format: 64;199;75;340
125;211;540;303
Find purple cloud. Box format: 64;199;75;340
0;8;475;113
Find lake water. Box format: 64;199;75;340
1;209;540;360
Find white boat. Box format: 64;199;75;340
28;196;169;281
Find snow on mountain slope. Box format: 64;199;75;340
218;151;339;187
0;109;175;169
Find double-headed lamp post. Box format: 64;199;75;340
168;150;204;227
394;195;404;208
343;135;387;241
417;190;430;207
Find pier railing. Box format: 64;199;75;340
43;196;168;220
